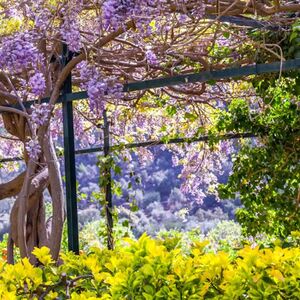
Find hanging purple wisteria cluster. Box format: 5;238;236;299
30;103;51;127
25;138;41;161
78;62;123;114
102;0;155;30
28;73;46;97
0;33;42;73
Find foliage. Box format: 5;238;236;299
206;221;242;252
156;221;283;254
78;220;134;252
214;74;300;237
1;235;300;299
213;22;300;235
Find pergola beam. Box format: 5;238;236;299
0;132;255;163
6;59;299;110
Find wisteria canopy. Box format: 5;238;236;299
0;0;299;263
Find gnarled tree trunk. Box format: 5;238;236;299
0;112;65;264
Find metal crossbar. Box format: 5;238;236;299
0;132;255;163
10;59;300;109
206;15;281;30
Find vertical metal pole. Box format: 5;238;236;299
103;110;114;250
62;44;79;254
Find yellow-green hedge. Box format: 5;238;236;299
1;234;300;299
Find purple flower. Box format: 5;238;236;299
0;33;42;73
29;72;46;96
34;8;51;30
220;141;232;156
78;62;123;114
60;18;81;52
30;103;51;126
146;49;158;66
25;138;41;160
102;0;156;31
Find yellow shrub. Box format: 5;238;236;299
0;235;299;299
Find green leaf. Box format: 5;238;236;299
114;165;122;175
114;186;123;197
223;31;230;38
144;284;155;295
122;220;129;227
160;125;167;132
184;112;198;121
130;204;139;212
166;105;177;116
142;293;153;300
207;79;216;85
289;31;298;42
141;264;155;277
262;276;275;284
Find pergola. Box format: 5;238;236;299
1;15;300;254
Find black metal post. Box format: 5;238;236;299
62;44;79;254
103;110;114;250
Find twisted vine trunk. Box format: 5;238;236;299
0;112;65;264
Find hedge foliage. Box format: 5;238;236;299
1;234;300;299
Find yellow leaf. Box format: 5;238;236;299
270;269;284;282
32;246;54;265
1;291;17;300
192;240;209;253
252;274;261;283
45;291;58;299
